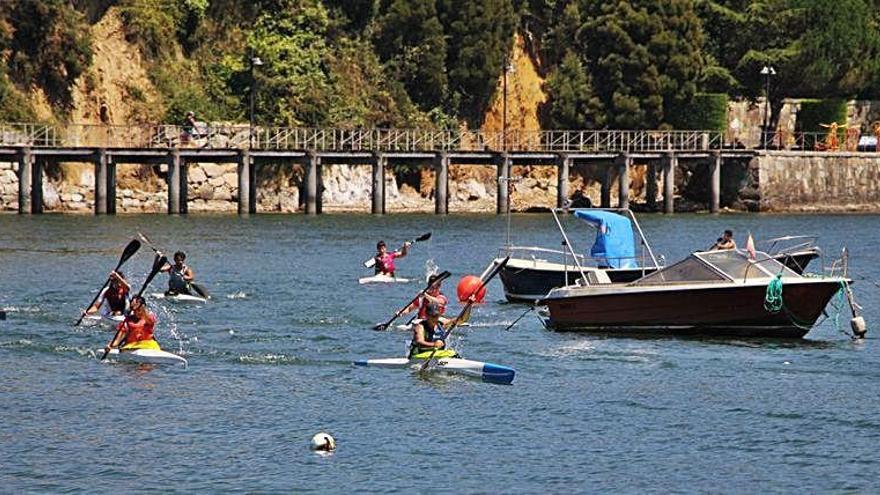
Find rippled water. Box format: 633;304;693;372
2;212;879;492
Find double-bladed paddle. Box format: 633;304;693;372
137;231;210;299
74;239;141;327
373;271;451;331
101;253;167;361
362;232;432;269
419;256;510;373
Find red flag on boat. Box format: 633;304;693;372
746;233;756;260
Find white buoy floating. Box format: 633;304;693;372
310;432;336;452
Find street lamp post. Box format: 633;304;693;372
502;55;514;151
249;55;263;149
760;65;776;149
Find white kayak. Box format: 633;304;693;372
354;356;515;385
82;314;125;330
151;292;209;304
100;348;188;367
359;274;411;284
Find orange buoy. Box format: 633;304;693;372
457;275;486;303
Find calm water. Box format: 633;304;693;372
2;212;879;492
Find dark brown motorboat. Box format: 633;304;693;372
539;249;846;338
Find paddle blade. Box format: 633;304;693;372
372;323;388;331
191;283;211;299
117;240;141;269
363;257;376;269
414;232;432;243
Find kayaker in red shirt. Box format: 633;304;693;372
405;273;449;320
86;271;130;316
104;296;160;352
374;240;409;276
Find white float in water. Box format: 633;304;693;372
310;432;336;451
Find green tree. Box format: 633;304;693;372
439;0;518;124
246;0;335;126
374;0;448;111
734;0;880;130
544;50;604;129
578;0;706;129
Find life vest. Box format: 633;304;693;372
374;253;396;275
168;264;190;294
118;312;157;344
409;320;445;357
105;284;128;313
418;293;448;319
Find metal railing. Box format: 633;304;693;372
0;123;730;153
3;122;877;153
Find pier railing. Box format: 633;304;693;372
0;123;726;153
2;122;876;153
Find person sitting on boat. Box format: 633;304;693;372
86;271;130;316
104;296;160;352
405;273;448;319
374;240;409;277
161;251;196;295
711;230;737;250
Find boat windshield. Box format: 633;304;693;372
632;250;799;285
694;250;799;280
632;257;726;285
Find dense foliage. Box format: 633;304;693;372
2;0;880;128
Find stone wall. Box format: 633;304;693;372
0;161;18;210
757;151;880;211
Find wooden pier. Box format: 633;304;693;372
0;124;748;215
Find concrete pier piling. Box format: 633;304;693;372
496;153;511;214
95;149;108;215
434;152;449;215
556;153;570;208
372;153;385;215
107;158;117;214
663;152;677;214
305;151;319;215
237;149;254;215
168;149;181;214
31;157;44;214
710;151;721;213
17;147;32;214
617;154;631;209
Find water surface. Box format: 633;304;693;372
1;212;879;492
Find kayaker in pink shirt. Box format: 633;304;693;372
374;240;409;276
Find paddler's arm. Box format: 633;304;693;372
105;321;129;351
183;266;194;281
397;242;410;258
86;288;108;314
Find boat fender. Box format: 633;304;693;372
310;432;336;452
851;316;867;339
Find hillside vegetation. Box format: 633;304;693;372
2;0;880;131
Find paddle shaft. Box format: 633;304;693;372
74;240;140;326
420;257;509;371
375;271;450;330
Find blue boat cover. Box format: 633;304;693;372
573;210;637;269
